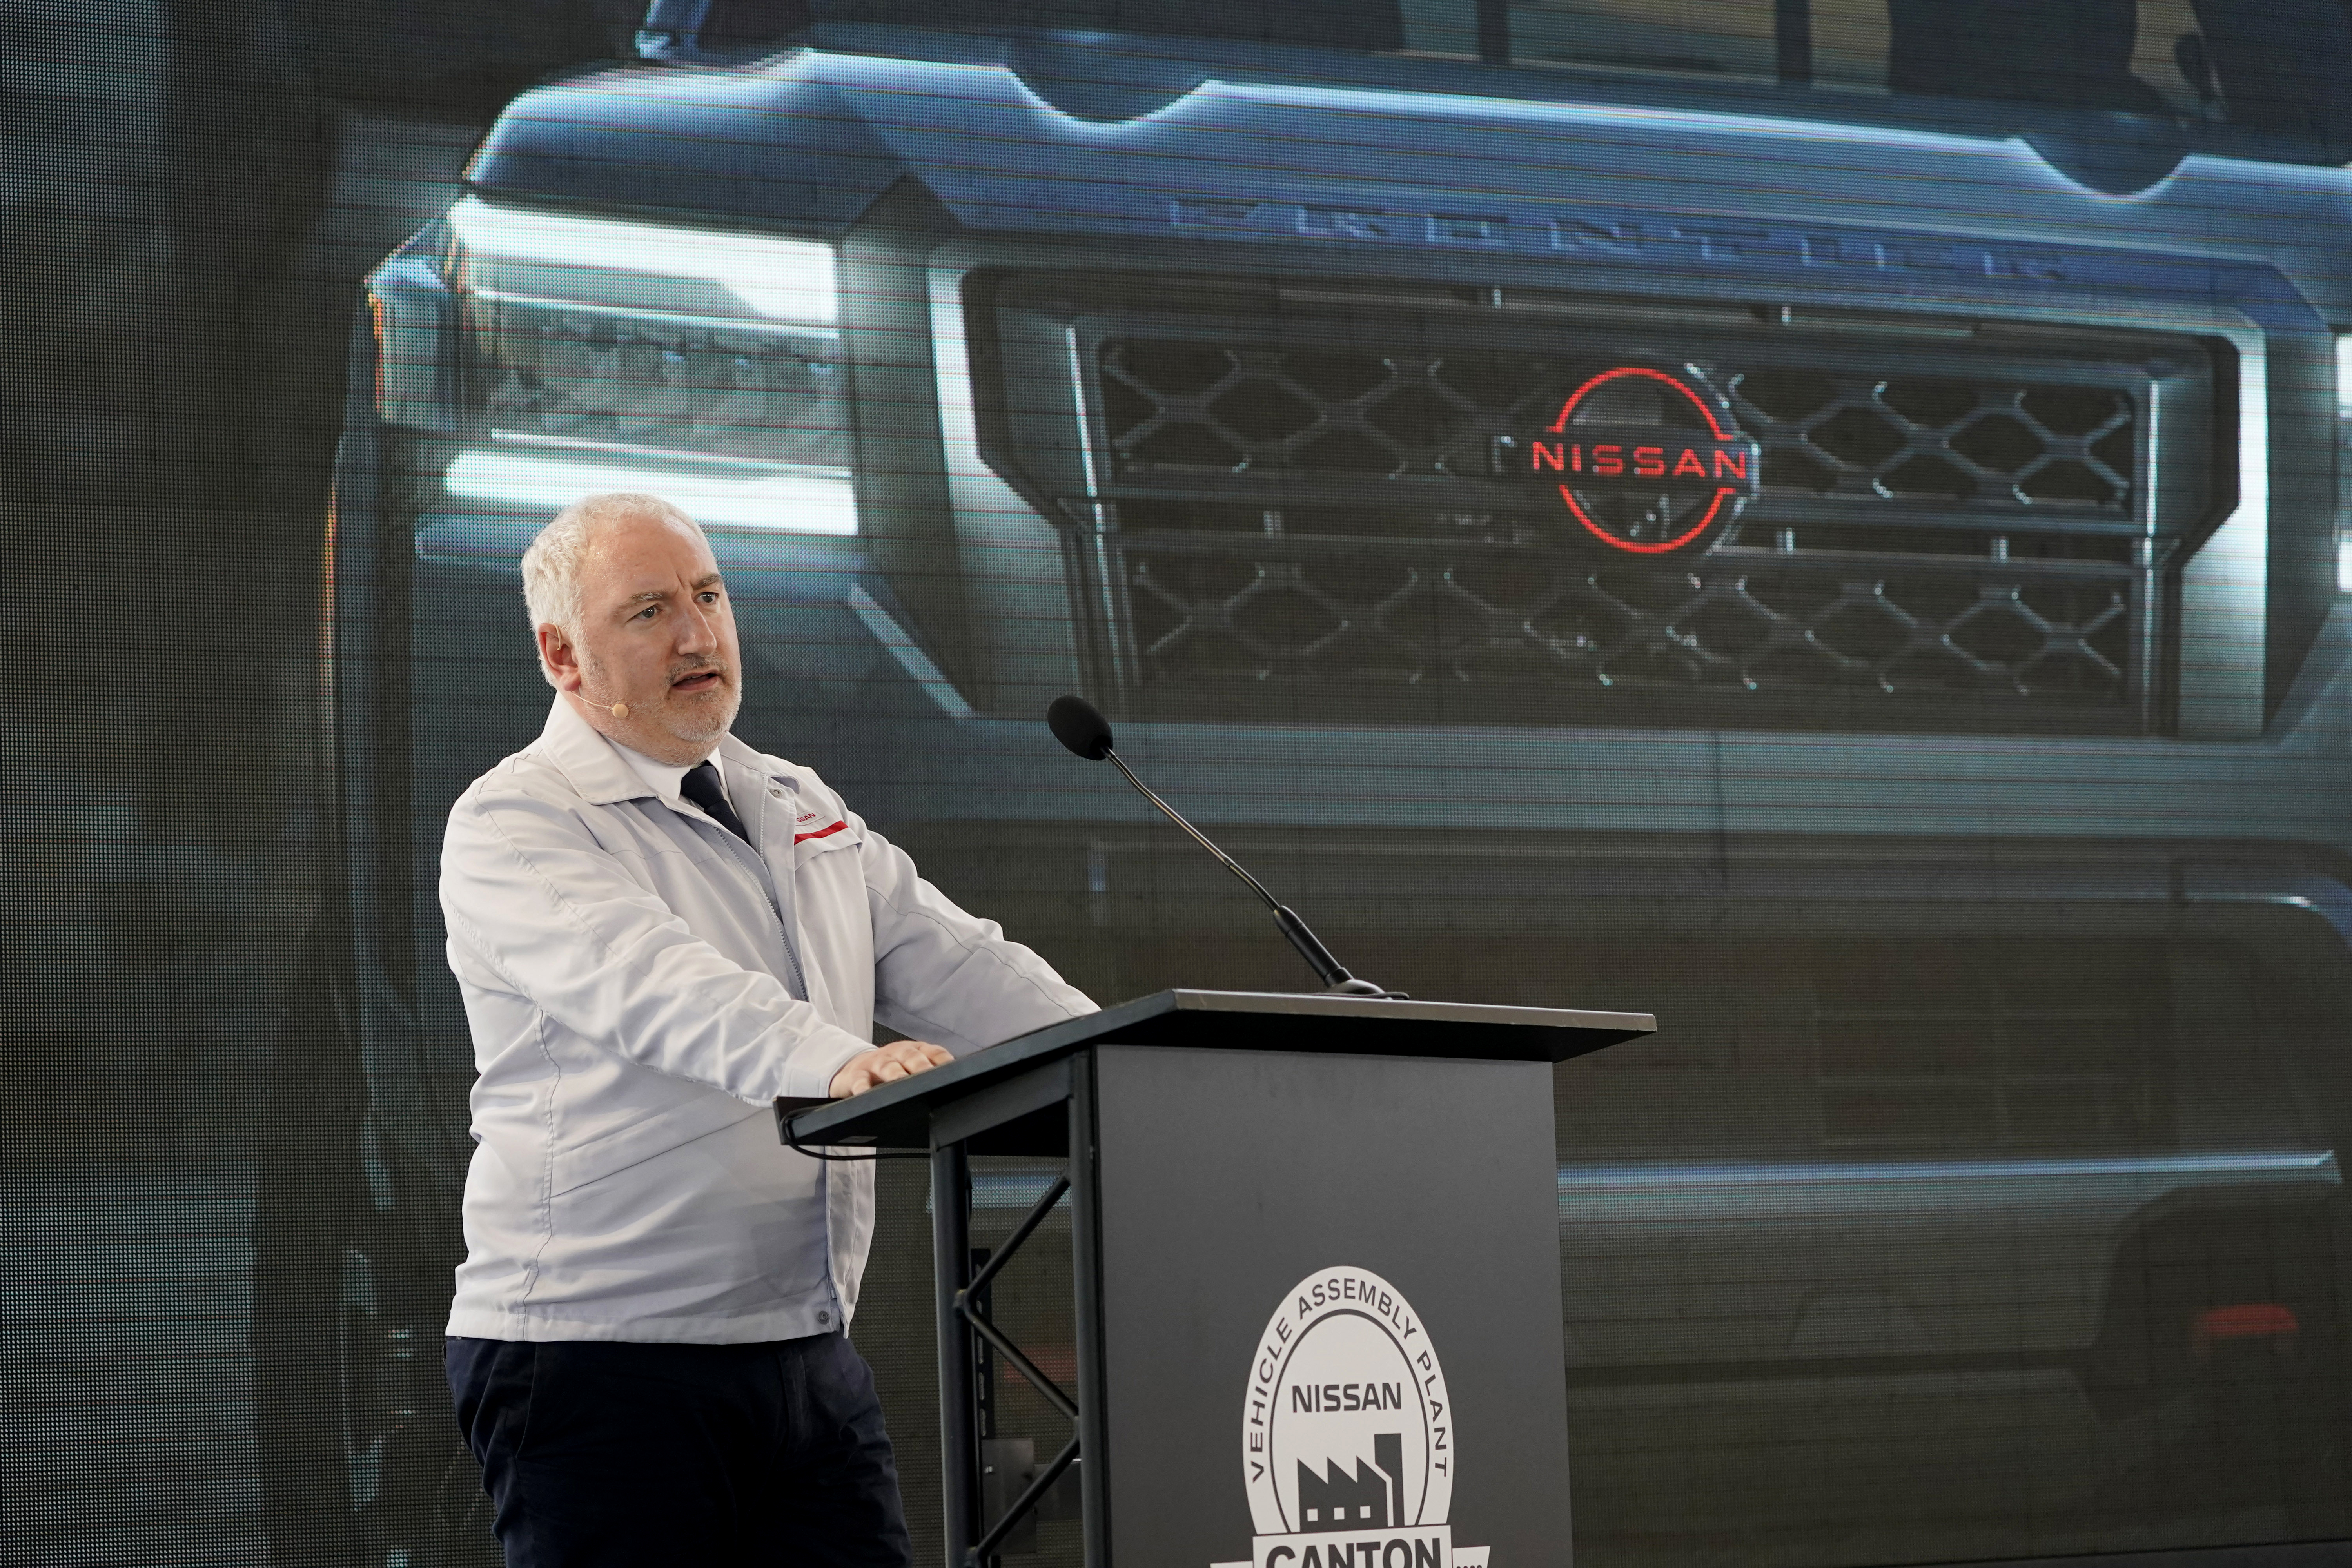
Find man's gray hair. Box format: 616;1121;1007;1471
521;493;708;676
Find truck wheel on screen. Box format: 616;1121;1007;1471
250;913;495;1567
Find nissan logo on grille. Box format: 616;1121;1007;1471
1526;366;1760;555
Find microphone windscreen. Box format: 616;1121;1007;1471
1047;695;1115;761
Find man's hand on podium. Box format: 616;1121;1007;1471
829;1040;954;1097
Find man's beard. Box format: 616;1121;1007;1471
583;653;741;742
670;672;741;742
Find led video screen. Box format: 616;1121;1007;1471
13;2;2352;1564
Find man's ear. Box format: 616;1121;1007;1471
537;623;583;693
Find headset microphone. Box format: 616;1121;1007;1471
575;693;631;719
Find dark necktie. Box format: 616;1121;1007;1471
680;760;753;845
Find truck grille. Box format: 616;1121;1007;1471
976;274;2214;734
1101;342;2138;519
1123;522;2136;716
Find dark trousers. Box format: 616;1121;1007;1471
446;1332;914;1567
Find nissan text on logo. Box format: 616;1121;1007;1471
1525;365;1760;555
1212;1268;1488;1568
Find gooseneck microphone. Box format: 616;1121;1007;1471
1046;695;1394;998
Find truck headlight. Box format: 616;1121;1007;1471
437;196;855;534
2338;333;2352;590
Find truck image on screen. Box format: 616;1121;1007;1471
288;3;2352;1565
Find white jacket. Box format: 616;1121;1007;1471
439;696;1095;1343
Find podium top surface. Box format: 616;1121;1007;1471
780;988;1653;1149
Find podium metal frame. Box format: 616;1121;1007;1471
929;1050;1105;1564
778;989;1653;1568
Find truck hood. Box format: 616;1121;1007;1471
467;29;2352;329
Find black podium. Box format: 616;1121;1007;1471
780;989;1653;1568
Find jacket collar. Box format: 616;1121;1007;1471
533;694;783;806
713;728;776;781
533;695;657;806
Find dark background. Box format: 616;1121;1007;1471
11;4;2352;1567
3;5;630;1559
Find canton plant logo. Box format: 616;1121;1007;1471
1217;1268;1489;1568
1524;365;1760;555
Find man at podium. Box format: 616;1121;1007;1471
434;492;1097;1566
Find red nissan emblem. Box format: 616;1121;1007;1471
1528;366;1760;555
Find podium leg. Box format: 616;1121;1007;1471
925;1054;1098;1565
1069;1051;1109;1566
932;1142;976;1565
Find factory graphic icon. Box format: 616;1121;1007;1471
1299;1432;1405;1531
1215;1268;1490;1568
